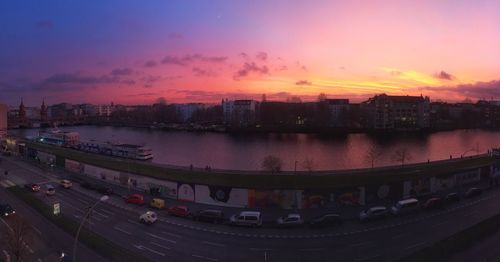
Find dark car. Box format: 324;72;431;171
193;209;225;224
24;183;41;192
310;214;342;228
444;192;460;203
80;182;96;190
465;187;482;198
422;197;443;209
96;186;113;195
0;204;15;217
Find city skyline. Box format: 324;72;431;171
1;0;500;105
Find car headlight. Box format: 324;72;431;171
4;213;8;216
12;211;15;214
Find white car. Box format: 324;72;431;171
140;211;158;224
276;214;304;227
230;211;262;227
359;206;388;221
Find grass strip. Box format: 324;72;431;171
7;186;151;262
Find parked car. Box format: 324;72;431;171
229;211;262;227
80;182;96;190
95;186;113;195
276;214;304;227
309;214;342;228
149;198;165;209
391;198;419;215
422;197;443;209
60;180;72;189
139;211;158;224
193;209;225;224
125;194;145;205
0;204;15;217
444;192;460;203
24;183;41;192
465;187;482;198
167;206;191;218
46;185;56;196
359;206;388;221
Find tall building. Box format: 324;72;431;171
18;98;28;128
0;103;7;138
222;99;257;127
40;99;48;122
176;103;205;122
325;99;350;127
362;94;430;129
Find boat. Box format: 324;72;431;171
78;140;153;160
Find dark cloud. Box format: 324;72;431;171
110;68;133;76
144;60;157;67
295;80;312;86
168;32;183;39
421;80;500;99
233;62;269;80
275;65;288;71
239;52;250;60
161;56;185;66
140;75;162;88
435;70;454;80
161;54;227;66
37;72;136;91
127;92;160;97
192;67;217;77
35;20;53;29
256;52;268;61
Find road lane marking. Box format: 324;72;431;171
146;232;177;244
299;248;325;252
250;248;273;251
97;208;115;216
431;221;448;228
350;241;373;248
133;244;165;257
192;254;219;261
127;219;142;226
31;226;42;236
355;254;382;262
202;241;226;247
149;242;171;250
404;241;426;251
114;226;132;235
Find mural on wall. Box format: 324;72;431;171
149;180;178;199
456;169;480;185
194;185;248;207
83;164;120;181
404;177;432;197
365;182;403;204
301;187;364;208
248;190;300;209
431;175;456;193
177;183;195;202
65;159;84;173
37;151;55;165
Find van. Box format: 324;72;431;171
149;198;165;209
46;185;56;196
60;180;72;189
391;198;419;215
229;211;262;227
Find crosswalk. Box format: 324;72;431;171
0;179;15;188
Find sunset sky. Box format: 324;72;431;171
1;0;499;106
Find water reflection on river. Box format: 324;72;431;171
13;126;500;171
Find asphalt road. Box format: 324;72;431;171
1;157;500;262
0;182;105;262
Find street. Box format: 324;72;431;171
1;156;500;261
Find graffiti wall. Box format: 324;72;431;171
456;169;480;185
365;183;402;204
177;183;195;202
37;151;56;165
302;187;365;208
403;177;432;197
83;164;120;181
430;175;456;193
195;185;248;207
248;190;301;209
65;159;84;173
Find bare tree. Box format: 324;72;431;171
1;217;33;262
365;145;383;168
392;148;412;167
317;93;328;102
261;155;283;173
302;158;315;174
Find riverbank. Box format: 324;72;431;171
23;141;500;190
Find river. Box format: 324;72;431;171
11;126;500;171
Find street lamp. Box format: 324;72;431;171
73;195;109;262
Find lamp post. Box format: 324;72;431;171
73;195;109;262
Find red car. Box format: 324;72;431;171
24;183;41;192
126;194;145;205
167;206;190;218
